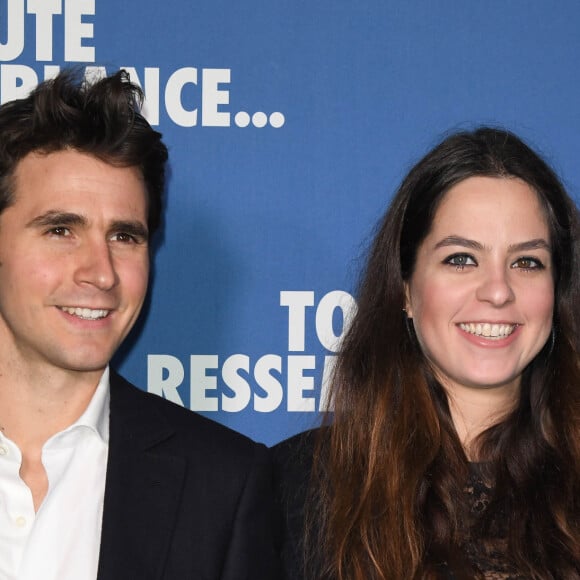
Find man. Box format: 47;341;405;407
0;70;279;579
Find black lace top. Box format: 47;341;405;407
273;430;547;580
461;464;526;580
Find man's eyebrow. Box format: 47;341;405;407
26;212;149;240
26;211;87;228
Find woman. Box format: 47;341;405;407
274;127;580;579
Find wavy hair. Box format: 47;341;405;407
311;127;580;579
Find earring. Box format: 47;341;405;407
548;327;556;357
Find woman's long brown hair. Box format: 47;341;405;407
307;128;580;579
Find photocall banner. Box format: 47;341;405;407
1;0;579;445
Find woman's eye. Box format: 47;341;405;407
444;254;476;269
512;257;544;270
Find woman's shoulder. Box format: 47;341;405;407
271;428;327;580
271;427;327;491
272;427;321;460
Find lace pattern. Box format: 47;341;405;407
462;465;527;580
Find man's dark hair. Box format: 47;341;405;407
0;68;168;235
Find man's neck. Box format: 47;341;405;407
0;362;105;451
0;362;106;513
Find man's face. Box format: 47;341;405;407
0;149;149;376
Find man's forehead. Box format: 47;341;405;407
11;150;147;210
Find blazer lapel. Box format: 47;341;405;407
96;372;187;580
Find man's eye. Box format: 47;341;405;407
111;232;146;244
113;233;136;243
48;226;71;236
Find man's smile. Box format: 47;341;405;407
58;306;111;320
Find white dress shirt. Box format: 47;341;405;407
0;368;110;580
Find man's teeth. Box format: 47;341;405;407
459;322;516;340
60;306;109;320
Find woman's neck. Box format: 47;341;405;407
444;381;519;459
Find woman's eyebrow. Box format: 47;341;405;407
508;239;551;252
433;236;551;253
434;236;483;251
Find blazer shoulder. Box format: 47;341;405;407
101;372;281;580
110;370;261;461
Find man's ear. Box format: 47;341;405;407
403;282;413;318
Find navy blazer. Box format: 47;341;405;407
95;371;280;580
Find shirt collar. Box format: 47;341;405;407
67;366;110;444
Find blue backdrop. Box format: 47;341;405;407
1;0;579;445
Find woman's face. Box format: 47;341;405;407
404;176;554;399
